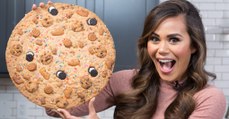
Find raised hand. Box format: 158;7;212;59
32;1;52;10
57;98;99;119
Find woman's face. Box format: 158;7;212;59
147;15;196;82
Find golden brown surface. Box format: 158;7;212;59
5;3;115;109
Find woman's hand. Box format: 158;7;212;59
32;1;52;10
57;98;99;119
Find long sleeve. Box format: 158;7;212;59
189;85;226;119
152;81;227;119
46;69;135;117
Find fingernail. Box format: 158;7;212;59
91;97;95;102
48;1;52;4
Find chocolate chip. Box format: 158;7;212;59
26;51;34;62
56;70;66;80
88;67;98;77
10;44;23;56
87;18;97;26
48;6;58;16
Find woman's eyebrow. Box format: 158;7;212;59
151;33;159;37
167;33;183;38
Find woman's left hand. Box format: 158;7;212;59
32;1;52;10
57;98;99;119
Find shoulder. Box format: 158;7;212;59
110;69;137;86
108;69;137;95
111;69;137;79
194;84;226;103
191;84;226;118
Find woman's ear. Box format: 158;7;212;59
191;48;196;54
191;45;197;54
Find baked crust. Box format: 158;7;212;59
5;3;115;109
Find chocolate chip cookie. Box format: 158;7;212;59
5;3;115;109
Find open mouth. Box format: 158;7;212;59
158;59;176;73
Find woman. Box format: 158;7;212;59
33;0;226;119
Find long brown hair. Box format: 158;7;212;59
114;0;216;119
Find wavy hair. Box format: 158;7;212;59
114;0;216;119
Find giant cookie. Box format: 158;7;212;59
5;2;115;109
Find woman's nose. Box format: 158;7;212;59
158;41;169;54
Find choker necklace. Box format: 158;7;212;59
173;81;183;90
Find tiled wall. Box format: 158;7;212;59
191;0;229;112
0;0;229;119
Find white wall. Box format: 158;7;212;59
190;0;229;112
0;0;229;118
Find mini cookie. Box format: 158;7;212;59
5;3;115;109
10;44;23;56
39;67;50;80
41;16;53;27
26;63;37;71
31;28;41;38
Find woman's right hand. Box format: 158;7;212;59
56;98;99;119
32;1;52;10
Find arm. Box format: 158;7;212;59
46;69;135;117
189;85;226;119
67;69;134;116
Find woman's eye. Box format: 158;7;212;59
149;36;159;43
169;37;180;43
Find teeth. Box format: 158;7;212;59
159;59;173;63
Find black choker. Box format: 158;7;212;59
173;81;183;90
